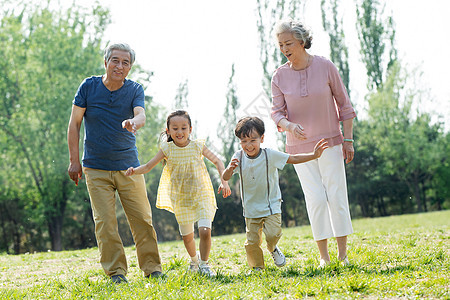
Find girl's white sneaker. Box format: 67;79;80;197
198;263;216;277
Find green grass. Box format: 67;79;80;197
0;211;448;299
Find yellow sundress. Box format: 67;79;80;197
156;139;217;225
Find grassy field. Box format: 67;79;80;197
0;211;448;299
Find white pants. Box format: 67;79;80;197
294;145;353;241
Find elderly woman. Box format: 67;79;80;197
271;20;356;267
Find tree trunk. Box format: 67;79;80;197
49;215;63;251
421;183;428;212
0;205;10;254
414;182;422;212
357;195;369;217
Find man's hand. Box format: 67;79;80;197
68;161;83;186
122;119;137;134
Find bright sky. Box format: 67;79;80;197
57;0;449;148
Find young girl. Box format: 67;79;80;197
126;110;231;276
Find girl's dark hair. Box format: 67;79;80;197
163;110;192;142
234;116;265;138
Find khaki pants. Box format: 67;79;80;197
244;213;282;268
84;167;161;277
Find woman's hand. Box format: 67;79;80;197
343;141;354;164
287;122;307;140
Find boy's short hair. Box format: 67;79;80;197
235;116;265;138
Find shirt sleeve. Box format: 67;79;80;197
73;78;88;108
271;71;288;132
196;139;206;156
268;148;290;170
132;82;145;109
160;141;170;157
327;60;356;121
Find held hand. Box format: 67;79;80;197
68;162;83;186
287;122;306;140
122;119;137;134
313;139;329;158
343;141;355;164
125;167;135;176
218;182;231;198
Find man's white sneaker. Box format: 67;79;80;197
198;263;216;277
271;246;286;267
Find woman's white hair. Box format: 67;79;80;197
274;20;313;49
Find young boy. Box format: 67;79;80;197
222;116;328;271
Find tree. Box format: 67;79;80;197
365;64;445;213
355;0;397;90
0;2;109;251
320;0;350;94
256;0;304;92
213;64;244;235
173;79;189;110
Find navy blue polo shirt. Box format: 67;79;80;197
73;76;145;171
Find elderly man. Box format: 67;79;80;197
67;43;162;283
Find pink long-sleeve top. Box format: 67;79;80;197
271;56;356;154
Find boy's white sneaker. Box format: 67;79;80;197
198;263;216;277
271;246;286;267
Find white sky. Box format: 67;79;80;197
56;0;449;148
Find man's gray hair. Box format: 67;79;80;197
104;43;136;65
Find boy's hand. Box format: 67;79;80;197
313;139;329;158
228;158;240;171
218;182;231;198
125;167;135;176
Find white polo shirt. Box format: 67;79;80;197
232;148;289;218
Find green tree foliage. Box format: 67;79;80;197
356;0;397;90
320;0;350;94
173;79;189;110
0;2;109;252
359;64;446;213
218;64;240;162
256;0;304;92
214;64;244;235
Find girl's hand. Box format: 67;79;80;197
287;122;306;140
125;167;135;176
218;182;231;198
313;139;329;158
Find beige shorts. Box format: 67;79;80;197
178;218;212;236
